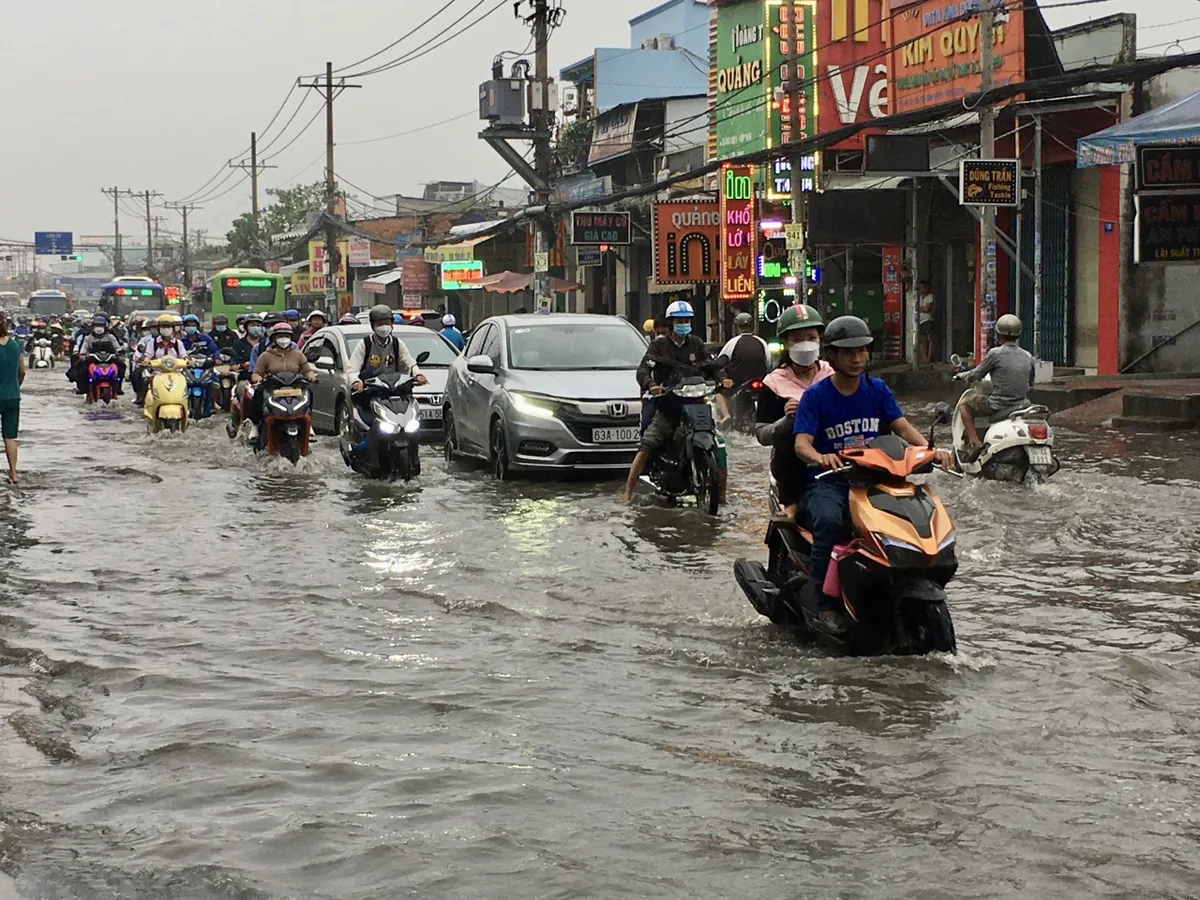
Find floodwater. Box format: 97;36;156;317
0;370;1198;899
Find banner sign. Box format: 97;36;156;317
440;260;485;290
719;164;757;301
882;244;904;360
347;238;372;266
1136;193;1200;263
653;201;720;285
1136;146;1200;192
571;211;631;245
402;258;429;292
395;230;424;261
819;0;890;149
960;159;1020;207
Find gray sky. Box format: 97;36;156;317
2;0;1195;245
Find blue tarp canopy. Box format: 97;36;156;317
1077;89;1200;166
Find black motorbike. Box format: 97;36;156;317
642;356;728;516
340;352;430;481
727;378;762;433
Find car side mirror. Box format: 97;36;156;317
466;354;496;375
415;350;431;364
315;356;335;370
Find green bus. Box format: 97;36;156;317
210;268;286;320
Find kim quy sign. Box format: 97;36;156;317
570;211;631;245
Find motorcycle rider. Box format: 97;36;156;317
208;314;237;353
715;311;771;424
247;322;318;445
298;311;327;348
337;313;358;326
230;314;264;375
349;304;426;393
792;316;952;627
284;308;303;341
754;304;832;520
235;315;249;338
954;313;1036;458
249;313;285;371
133;314;188;404
76;315;126;394
622;299;731;504
439;313;465;350
181;314;220;358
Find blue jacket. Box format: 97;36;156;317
439;326;465;351
182;332;221;359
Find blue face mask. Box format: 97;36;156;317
215;324;228;332
248;326;263;338
185;326;198;336
673;323;691;337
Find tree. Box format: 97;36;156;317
224;181;326;261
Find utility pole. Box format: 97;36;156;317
786;1;806;310
101;187;137;276
532;0;554;314
977;0;996;362
166;203;201;298
230;131;277;259
302;65;361;314
143;190;162;278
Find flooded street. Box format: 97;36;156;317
1;369;1199;899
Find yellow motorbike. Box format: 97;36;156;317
143;357;190;434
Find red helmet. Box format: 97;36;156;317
269;322;293;337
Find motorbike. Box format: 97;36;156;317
184;353;218;422
143;357;189;434
641;356;729;516
733;405;958;656
85;351;121;405
30;338;53;369
259;372;313;464
726;378;762;433
950;355;1059;483
214;352;237;412
340;352;430;481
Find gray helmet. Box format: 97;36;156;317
733;312;754;329
996;314;1022;337
824;315;874;348
368;304;394;325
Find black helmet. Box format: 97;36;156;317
733;311;754;329
824;316;874;349
263;312;283;327
368;304;393;325
213;314;228;325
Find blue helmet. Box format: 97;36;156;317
92;314;107;326
665;300;694;318
182;313;200;325
284;308;300;320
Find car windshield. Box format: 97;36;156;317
507;322;646;371
346;331;459;367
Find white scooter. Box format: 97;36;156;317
30;338;53;369
950;356;1059;483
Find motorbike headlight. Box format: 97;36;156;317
937;533;956;552
510;392;557;419
874;533;923;554
404;419;421;434
371;401;389;419
268;397;289;412
377;420;399;435
676;383;708;399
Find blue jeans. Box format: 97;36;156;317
806;476;850;599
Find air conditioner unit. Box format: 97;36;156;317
641;38;657;50
655;33;674;49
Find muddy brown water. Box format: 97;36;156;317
0;371;1198;899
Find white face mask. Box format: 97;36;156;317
274;336;292;349
158;328;174;338
374;325;393;339
788;341;820;367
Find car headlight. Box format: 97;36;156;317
509;391;557;419
404;419;421;434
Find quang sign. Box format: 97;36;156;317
1137;146;1200;192
714;2;769;157
653;202;720;285
1136;193;1200;263
719;164;758;302
891;0;1025;114
571;211;631;245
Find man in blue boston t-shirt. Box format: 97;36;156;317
793;316;951;626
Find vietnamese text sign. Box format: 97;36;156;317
402;258;429;292
1136;193;1200;263
819;0;890;149
571;211;630;245
891;1;1025;114
348;238;372;266
653;202;720;285
766;1;817;151
34;232;73;256
715;2;768;157
882;244;904;360
575;245;602;267
440;260;484;290
395;230;424;261
719;164;757;302
960;159;1019;207
1137;146;1200;192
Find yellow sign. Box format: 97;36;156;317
424;243;478;263
307;240;349;279
784;224;806;250
291;272;347;296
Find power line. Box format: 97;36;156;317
341;110;476;146
344;0;509;78
327;0;465;75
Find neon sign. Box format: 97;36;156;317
719;164;757;302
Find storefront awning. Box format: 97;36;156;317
1077;89;1200;166
422;234;494;264
478;271;578;294
362;269;404;295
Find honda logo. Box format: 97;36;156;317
608;402;627;418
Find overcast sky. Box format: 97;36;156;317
2;0;1196;245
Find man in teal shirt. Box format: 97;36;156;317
0;312;26;484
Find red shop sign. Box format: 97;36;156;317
719;164;757;302
881;243;904;361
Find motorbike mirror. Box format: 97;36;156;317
415;350;431;365
931;401;951;426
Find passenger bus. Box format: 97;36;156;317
210;268;286;320
100;277;166;319
28;289;70;319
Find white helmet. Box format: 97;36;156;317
665;300;694;318
996;314;1022;337
442;314;456;327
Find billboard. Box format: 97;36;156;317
714;1;769;158
818;0;890;149
653;202;720;285
719;164;758;301
891;0;1025;114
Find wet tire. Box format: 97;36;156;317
917;601;957;654
443;409;458;463
281;434;301;465
693;448;720;516
218;385;233;413
409;443;421;478
490;419;510;481
334;400;350;441
164;419;180;434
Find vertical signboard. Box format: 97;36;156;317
714;2;769;158
719;164;757;301
819;0;890;149
766;1;817;150
891;0;1025;114
881;243;904;360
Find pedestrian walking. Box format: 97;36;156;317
0;312;25;484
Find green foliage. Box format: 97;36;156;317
225;181;326;260
555;119;593;171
